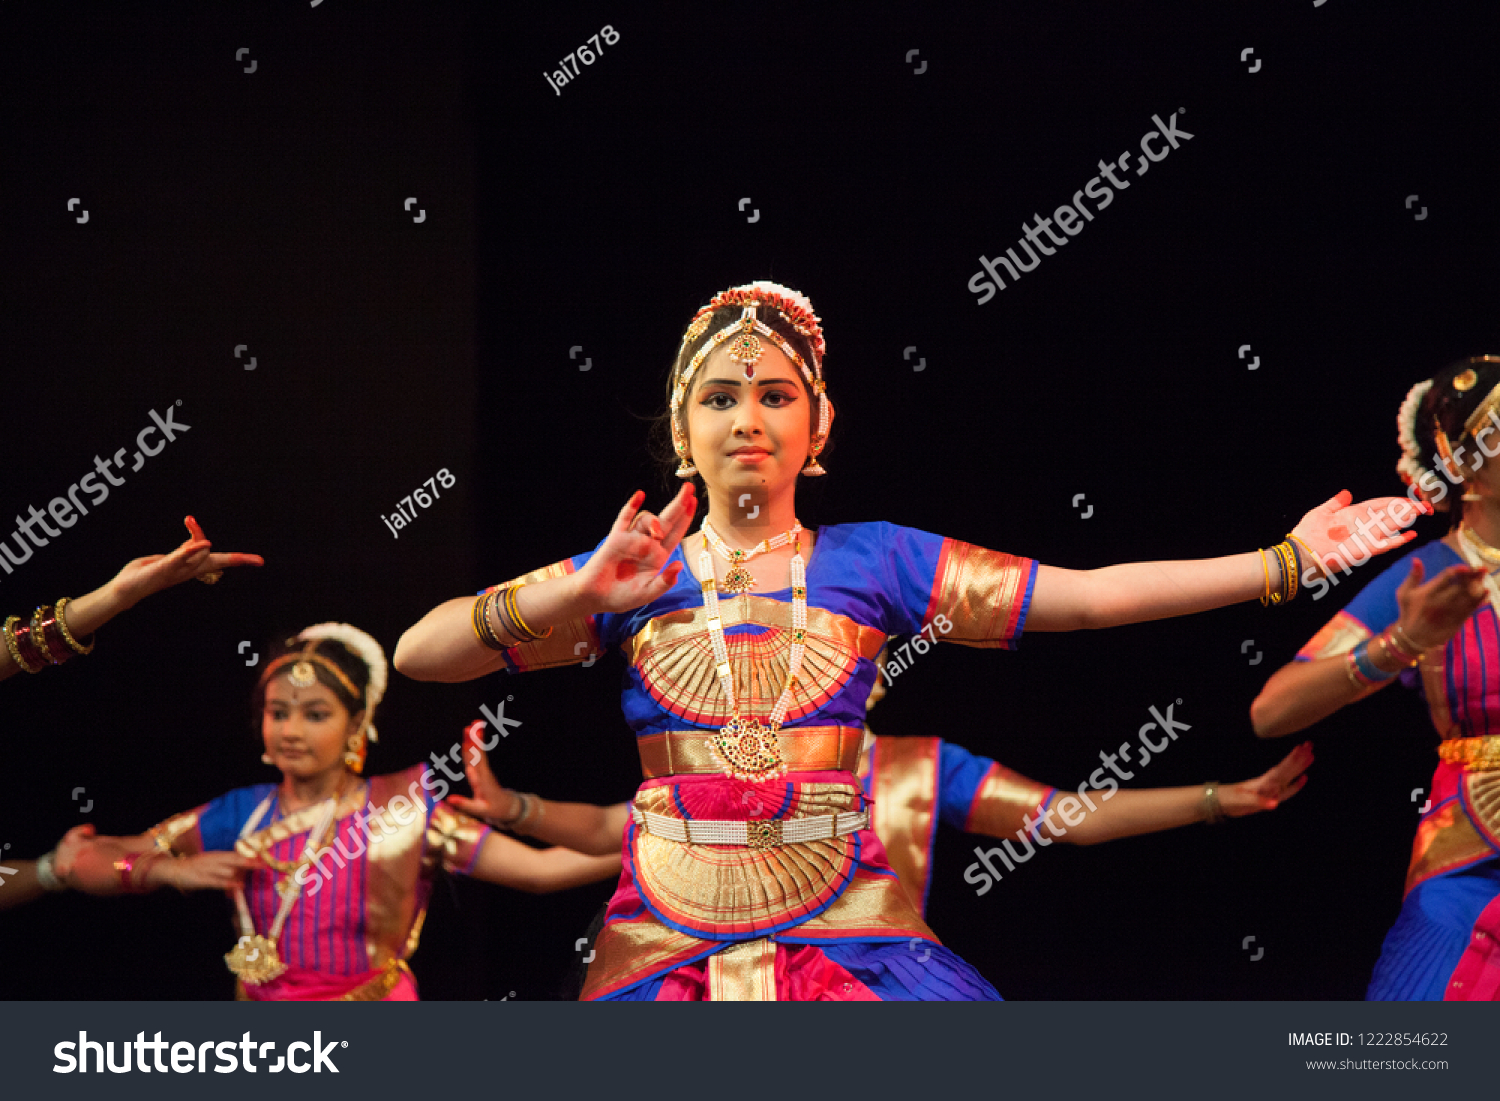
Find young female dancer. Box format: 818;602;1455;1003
1253;356;1499;1000
397;280;1417;1000
64;624;619;999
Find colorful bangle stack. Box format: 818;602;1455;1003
1344;625;1424;692
472;583;555;652
1258;539;1299;606
3;597;96;674
472;589;517;651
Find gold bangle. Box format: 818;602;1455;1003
472;593;503;650
1202;783;1226;825
1389;622;1428;659
1285;533;1327;581
3;616;46;674
505;585;552;642
1378;629;1420;667
53;597;96;655
487;589;524;648
1258;549;1273;606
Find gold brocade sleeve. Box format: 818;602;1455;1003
869;736;940;914
1295;609;1371;661
923;538;1034;648
487;558;602;672
146;806;207;856
426;801;493;875
964;764;1055;840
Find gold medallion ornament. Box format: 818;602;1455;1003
288;660;318;688
728;332;763;379
698;524;809;781
709;715;787;782
224;933;287;985
1455;368;1479;392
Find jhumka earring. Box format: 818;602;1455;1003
674;445;698;478
344;731;367;773
801;443;827;477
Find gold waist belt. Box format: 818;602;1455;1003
1439;736;1500;771
636;725;864;779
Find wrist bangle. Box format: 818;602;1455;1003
496;789;527;828
53;597;96;655
3;616;47;674
1352;638;1396;683
1389;622;1428;660
1286;533;1328;581
1202;783;1226;825
35;851;67;892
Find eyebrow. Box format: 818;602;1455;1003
698;377;799;388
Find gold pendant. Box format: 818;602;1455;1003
722;564;756;595
708;715;785;782
225;934;288;986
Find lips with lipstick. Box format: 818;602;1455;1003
730;446;771;462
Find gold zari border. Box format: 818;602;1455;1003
637;725;864;778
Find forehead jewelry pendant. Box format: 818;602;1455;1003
728;332;762;380
288;660;318;688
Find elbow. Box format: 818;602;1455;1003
1249;692;1284;740
392;629;436;682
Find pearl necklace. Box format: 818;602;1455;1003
701;520;803;596
698;526;808;781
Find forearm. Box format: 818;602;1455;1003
393;574;595;682
1;578;129;682
1251;655;1393;738
65;835;154;896
0;862;47;910
525;800;627;856
470;833;621;892
1060;786;1210;845
1030;553;1272;632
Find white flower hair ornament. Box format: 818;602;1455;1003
297;622;387;743
1396;378;1439;507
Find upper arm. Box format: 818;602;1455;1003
882;523;1037;646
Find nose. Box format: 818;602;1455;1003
732;401;764;437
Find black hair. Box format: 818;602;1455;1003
251;635;370;724
1410;355;1500;528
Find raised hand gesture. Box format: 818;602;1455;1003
111;516;264;609
574;485;696;613
1393;556;1489;651
1220;742;1314;817
1291;491;1427;575
447;721;518;823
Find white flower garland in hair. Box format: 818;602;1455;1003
1396;378;1436;501
297;622;387;743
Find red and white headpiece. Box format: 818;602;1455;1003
670;281;830;475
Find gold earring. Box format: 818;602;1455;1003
261;753;274;765
801;449;826;477
344;732;366;774
675;446;698;478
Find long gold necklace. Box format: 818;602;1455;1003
701;520;802;596
224;788;343;985
1459;522;1500;569
698;526;807;781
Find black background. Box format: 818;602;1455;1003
2;1;1497;1000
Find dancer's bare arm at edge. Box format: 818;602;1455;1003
1;517;263;683
1249;557;1487;739
1026;491;1425;632
395;484;696;682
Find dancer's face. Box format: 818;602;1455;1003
684;343;817;499
261;675;362;781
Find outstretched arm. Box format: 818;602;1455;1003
1;516;263;682
1026;492;1423;632
64;832;255;895
394;486;694;683
1057;742;1313;844
467;831;621;893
